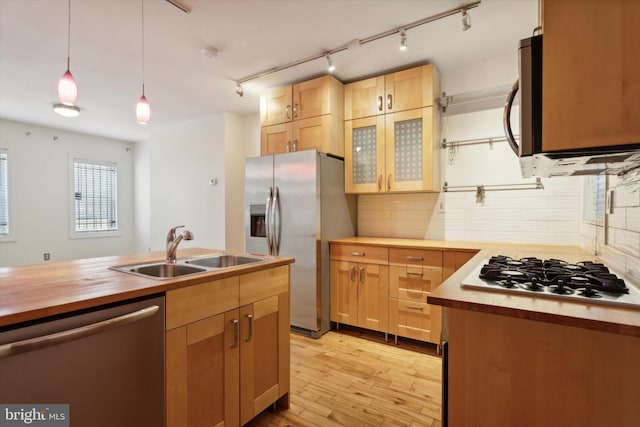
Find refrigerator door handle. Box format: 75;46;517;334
265;187;274;255
273;186;281;256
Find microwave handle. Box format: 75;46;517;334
503;79;520;156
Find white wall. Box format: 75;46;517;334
0;119;136;267
147;114;227;253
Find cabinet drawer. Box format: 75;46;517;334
166;277;239;330
330;244;389;265
240;266;289;306
389;248;442;268
388;299;434;342
389;265;442;301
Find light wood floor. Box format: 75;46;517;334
247;327;443;427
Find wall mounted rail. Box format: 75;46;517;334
442;178;544;203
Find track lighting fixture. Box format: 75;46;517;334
326;55;335;73
399;30;408;51
54;0;79;117
235;83;244;97
136;0;151;125
462;9;471;31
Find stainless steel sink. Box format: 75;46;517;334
185;255;264;268
111;254;266;279
111;262;208;279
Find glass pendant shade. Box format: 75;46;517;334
57;68;78;105
136;94;151;125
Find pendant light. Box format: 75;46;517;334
136;0;151;125
53;0;80;118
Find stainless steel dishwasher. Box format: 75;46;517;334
0;294;165;427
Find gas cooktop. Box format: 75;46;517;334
460;255;640;309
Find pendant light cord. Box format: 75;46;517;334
141;0;145;96
66;0;71;71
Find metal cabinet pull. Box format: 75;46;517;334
349;265;356;282
406;256;424;262
387;94;393;110
407;272;424;277
293;139;298;152
231;319;239;348
245;314;253;342
285;141;291;152
359;266;365;283
378;174;383;191
377;96;383;111
285;105;291;120
350;251;365;257
0;305;159;358
387;173;391;191
293;103;299;118
406;305;424;311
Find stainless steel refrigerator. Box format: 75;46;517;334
245;150;356;337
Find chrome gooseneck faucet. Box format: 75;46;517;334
166;225;194;263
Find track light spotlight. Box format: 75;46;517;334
326;55;335;73
399;31;407;51
236;83;244;97
462;9;471;31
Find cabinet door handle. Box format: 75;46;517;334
359;266;365;283
350;251;365;257
293;139;298;152
293;103;299;118
377;96;383;111
387;173;392;191
231;319;239;348
286;141;291;152
286;105;291;120
245;314;253;342
407;272;424;277
406;305;424;311
387;94;393;110
349;265;356;282
406;256;424;262
378;174;383;191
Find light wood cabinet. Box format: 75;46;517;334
260;75;344;157
330;245;389;334
345;64;437;120
542;0;640;151
388;248;443;345
443;250;477;280
344;64;440;194
166;266;290;427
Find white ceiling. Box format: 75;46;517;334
0;0;538;142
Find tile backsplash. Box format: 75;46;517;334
358;176;582;245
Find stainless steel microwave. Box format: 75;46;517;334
504;35;640;178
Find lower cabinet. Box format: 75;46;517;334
166;266;290;427
330;241;478;347
330;245;389;334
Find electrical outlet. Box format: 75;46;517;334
437;201;445;213
44;253;50;261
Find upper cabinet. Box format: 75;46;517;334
260;75;344;157
345;65;437;120
344;64;440;194
542;0;640;151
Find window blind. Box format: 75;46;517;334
73;160;117;232
0;151;8;235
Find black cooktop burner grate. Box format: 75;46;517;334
479;256;629;295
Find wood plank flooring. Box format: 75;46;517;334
246;327;443;427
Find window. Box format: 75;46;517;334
73;159;118;234
0;150;8;236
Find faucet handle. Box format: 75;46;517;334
166;225;185;246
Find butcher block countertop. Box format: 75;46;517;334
330;237;640;337
0;248;294;328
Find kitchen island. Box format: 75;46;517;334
0;248;295;427
428;246;640;427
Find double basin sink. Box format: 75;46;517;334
111;254;265;280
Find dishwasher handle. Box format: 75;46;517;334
0;305;160;358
